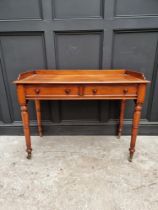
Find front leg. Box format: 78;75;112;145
129;102;143;162
21;104;32;159
129;83;146;162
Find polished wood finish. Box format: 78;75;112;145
14;69;149;161
15;69;148;84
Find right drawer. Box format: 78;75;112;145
84;84;138;96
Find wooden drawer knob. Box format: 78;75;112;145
123;89;128;94
92;89;97;94
65;89;71;95
35;88;40;94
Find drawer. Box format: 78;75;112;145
25;85;79;97
84;84;137;96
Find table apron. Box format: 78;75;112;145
24;84;138;100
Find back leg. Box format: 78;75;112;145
35;100;42;137
118;99;126;139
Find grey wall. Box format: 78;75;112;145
0;0;158;135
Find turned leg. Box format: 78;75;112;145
129;102;143;162
118;99;126;138
35;100;42;137
21;104;32;159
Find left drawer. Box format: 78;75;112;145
25;85;79;98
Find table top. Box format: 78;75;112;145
14;69;150;84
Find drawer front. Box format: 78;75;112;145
25;85;79;97
84;84;137;96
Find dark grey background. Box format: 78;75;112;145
0;0;158;135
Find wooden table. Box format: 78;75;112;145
14;69;149;161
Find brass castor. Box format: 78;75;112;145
27;152;32;159
39;131;43;137
117;133;121;139
129;148;135;162
26;149;32;159
128;153;134;162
